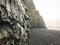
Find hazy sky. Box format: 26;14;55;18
33;0;60;26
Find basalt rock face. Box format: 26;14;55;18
0;0;30;45
0;0;46;45
22;0;46;28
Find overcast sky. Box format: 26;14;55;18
33;0;60;26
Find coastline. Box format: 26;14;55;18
47;25;60;31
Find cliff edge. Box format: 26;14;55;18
23;0;46;28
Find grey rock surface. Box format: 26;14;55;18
0;0;30;45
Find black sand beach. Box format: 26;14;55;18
29;28;60;45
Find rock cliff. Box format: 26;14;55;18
0;0;30;45
22;0;46;28
0;0;46;45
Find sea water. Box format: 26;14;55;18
47;25;60;31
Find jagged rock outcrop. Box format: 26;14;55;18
0;0;46;45
22;0;46;28
0;0;30;45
